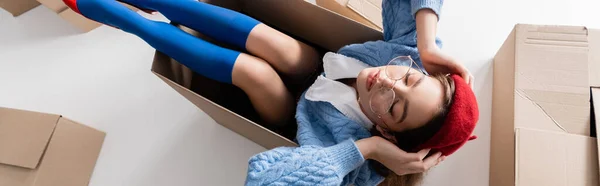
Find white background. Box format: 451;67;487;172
1;0;599;185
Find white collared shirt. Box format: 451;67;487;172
305;52;374;129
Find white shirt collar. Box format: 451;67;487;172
305;52;374;129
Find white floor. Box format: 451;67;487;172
1;0;599;185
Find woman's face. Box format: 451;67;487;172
356;66;445;133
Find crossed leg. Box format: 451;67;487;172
67;0;320;126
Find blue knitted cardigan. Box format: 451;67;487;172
245;0;443;185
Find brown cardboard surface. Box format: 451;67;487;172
0;107;105;186
490;24;600;186
590;29;600;87
152;0;382;149
514;24;590;135
347;0;383;29
58;8;101;32
490;28;516;186
315;0;381;31
0;0;39;16
36;0;66;13
153;70;296;149
243;0;382;52
515;128;598;186
0;108;59;169
34;117;105;186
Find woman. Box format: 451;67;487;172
64;0;479;185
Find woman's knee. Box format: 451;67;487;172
247;24;319;76
231;53;280;89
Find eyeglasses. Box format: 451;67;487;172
368;56;425;125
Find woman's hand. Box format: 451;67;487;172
419;46;474;88
356;137;445;175
415;9;474;88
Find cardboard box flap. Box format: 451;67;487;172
347;0;383;29
33;117;105;186
0;108;60;169
515;128;599;186
242;0;382;52
514;24;591;136
36;0;67;13
0;0;39;16
315;0;381;31
152;69;297;149
590;28;600;87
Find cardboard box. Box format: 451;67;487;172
36;0;100;32
151;0;382;149
490;24;600;186
0;107;105;186
316;0;382;30
315;0;382;31
346;0;382;29
0;0;39;16
36;0;138;32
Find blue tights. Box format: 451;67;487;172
74;0;260;84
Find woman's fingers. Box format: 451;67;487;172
416;148;431;160
402;152;442;175
422;151;443;168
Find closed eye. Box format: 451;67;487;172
388;99;399;115
404;73;411;85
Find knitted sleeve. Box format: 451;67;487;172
410;0;443;18
382;0;443;41
245;140;365;186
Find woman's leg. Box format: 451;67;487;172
117;0;321;80
66;0;294;125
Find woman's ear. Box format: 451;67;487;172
376;125;398;144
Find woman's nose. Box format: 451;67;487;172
376;72;396;89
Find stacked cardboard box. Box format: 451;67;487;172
0;0;39;16
0;107;105;186
490;24;600;186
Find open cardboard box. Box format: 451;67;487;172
151;0;382;149
490;24;600;186
0;107;105;186
0;0;39;16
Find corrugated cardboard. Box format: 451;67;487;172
515;128;598;186
490;24;600;186
0;107;105;186
0;0;39;16
315;0;381;31
36;0;65;12
151;0;382;149
346;0;382;29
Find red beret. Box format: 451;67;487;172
416;74;479;156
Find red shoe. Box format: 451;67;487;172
62;0;156;16
63;0;81;14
